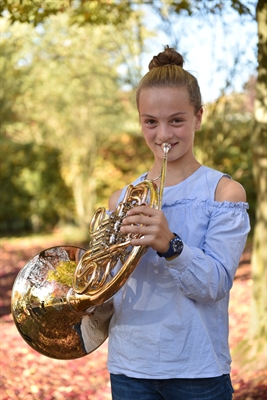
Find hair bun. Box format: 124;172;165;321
148;45;184;70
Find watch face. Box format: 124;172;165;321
157;234;184;258
172;237;183;254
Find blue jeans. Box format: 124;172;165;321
110;373;234;400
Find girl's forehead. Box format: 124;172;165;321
138;86;191;111
139;86;189;100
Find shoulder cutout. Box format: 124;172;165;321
215;177;247;202
108;189;123;211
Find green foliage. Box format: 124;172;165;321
0;0;254;27
95;131;154;208
168;0;254;16
70;0;133;27
0;12;148;230
0;137;74;233
0;22;31;129
0;0;133;26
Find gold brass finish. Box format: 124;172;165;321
11;143;171;359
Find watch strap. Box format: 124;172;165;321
157;233;183;259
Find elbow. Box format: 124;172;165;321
180;278;233;303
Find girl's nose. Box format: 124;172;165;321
157;124;173;141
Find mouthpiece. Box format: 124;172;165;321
161;143;171;154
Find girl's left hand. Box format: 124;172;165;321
120;204;174;253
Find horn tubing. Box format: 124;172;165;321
158;143;171;210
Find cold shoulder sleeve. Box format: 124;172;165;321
165;201;250;303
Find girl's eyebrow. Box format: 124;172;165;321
169;112;188;117
141;111;188;118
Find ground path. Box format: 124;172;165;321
0;237;266;399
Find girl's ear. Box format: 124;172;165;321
195;107;203;130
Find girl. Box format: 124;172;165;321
107;46;250;400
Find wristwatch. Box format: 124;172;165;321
157;233;184;259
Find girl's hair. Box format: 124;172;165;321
136;46;202;115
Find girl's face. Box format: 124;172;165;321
138;86;202;165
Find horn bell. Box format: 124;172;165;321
11;245;113;360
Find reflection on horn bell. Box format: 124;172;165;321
11;246;109;360
11;143;171;360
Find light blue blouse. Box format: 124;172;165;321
107;166;250;379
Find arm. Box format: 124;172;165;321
166;178;249;302
166;203;250;302
120;178;247;251
108;189;122;211
166;177;250;302
215;176;247;202
120;178;250;303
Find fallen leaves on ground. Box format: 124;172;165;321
0;237;266;399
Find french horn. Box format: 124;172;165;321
11;143;171;360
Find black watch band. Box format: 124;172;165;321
157;233;184;259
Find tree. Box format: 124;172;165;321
249;0;267;359
0;18;75;232
0;1;254;26
0;138;74;232
0;0;133;26
1;12;148;228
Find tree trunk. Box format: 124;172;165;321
250;0;267;356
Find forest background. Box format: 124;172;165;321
0;0;266;397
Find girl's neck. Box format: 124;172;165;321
147;158;201;187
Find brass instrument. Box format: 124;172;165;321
11;143;171;360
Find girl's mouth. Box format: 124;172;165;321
157;142;177;148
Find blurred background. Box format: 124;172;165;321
0;1;266;399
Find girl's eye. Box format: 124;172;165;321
145;119;156;125
171;118;182;124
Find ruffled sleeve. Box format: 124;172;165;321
165;201;250;303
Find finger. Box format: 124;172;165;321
120;221;152;235
126;204;157;217
130;236;152;247
121;214;155;228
